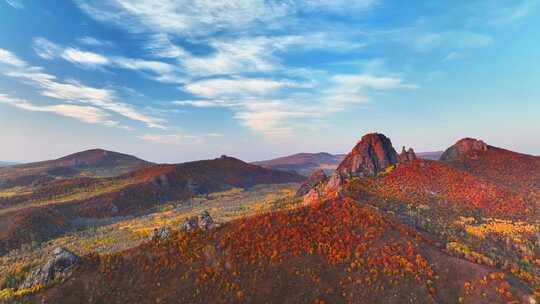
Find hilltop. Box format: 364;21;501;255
0;155;304;255
0;149;151;189
253;152;345;176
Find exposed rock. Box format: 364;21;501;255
295;169;327;197
440;138;489;161
336;133;398;178
20;247;80;289
151;226;172;241
180;210;214;231
303;133;400;204
399;146;417;163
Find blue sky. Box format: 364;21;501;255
0;0;539;163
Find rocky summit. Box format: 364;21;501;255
440;138;489;161
399;146;417;163
336;133;399;178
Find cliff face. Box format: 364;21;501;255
304;133;401;204
399;147;417;163
336;133;399;178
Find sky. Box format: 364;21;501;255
0;0;539;163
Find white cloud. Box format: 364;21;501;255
0;48;27;67
183;77;297;99
0;93;119;126
172;99;236;108
410;31;493;52
331;74;418;90
113;57;173;74
32;37;61;60
4;64;165;129
61;48;109;67
77;36;112;47
5;0;24;9
443;52;462;62
139;132;221;144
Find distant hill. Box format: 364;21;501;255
416;151;443;160
0;149;151;189
0;156;304;254
440;138;540;194
253;152;345;176
0;161;19;167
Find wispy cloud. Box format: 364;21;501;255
1;49;165;129
0;93;120;126
5;0;24;9
0;48;27;67
61;48;110;67
77;36;113;47
139;132;223;145
183;77;298;99
32;38;61;60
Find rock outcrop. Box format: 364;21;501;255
295;169;327;197
304;133;400;204
20;247;80;289
336;133;399;178
180;210;215;231
399;146;417;163
440;138;489;161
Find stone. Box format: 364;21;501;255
180;210;214;231
20;247;80;289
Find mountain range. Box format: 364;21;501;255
1;135;539;304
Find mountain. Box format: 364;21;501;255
0;161;18;167
4;135;540;304
0;149;151;189
253;152;345;176
0;156;304;254
416;151;443;160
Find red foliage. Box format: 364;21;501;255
347;160;532;217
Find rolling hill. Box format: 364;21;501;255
0;149;151;189
0;155;304;255
14;133;539;304
253;152;345;176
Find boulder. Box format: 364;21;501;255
180;210;214;231
20;247;80;289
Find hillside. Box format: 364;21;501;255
253;152;345;176
417;151;443;160
440;138;540;195
0;161;18;167
0;156;304;255
0;149;151;189
3;133;536;304
25;198;533;304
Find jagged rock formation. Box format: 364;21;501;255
440;138;488;161
399;146;417;163
20;247;80;289
180;210;214;231
336;133;399;178
304;133;400;204
295;169;327;197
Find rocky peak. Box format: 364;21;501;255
295;169;327;197
440;138;489;161
336;133;398;178
399;146;417;163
